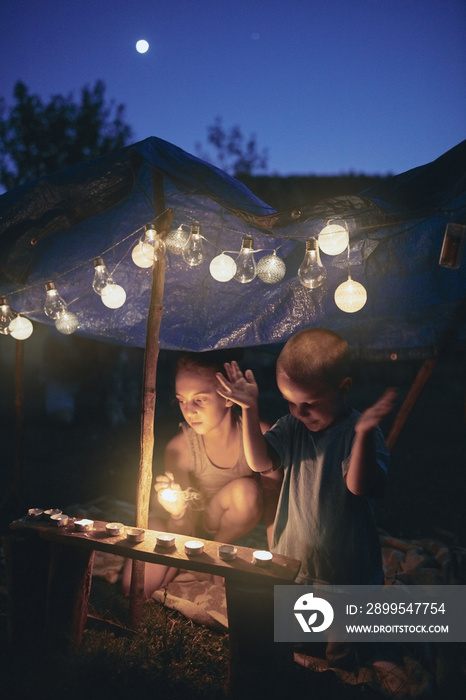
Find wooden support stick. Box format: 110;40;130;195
386;358;437;450
130;170;172;628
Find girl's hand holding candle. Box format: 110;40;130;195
154;472;187;520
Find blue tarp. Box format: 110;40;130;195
0;136;465;358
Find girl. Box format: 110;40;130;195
122;350;281;597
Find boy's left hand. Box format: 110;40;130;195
355;388;396;435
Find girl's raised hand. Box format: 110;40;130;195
216;360;259;410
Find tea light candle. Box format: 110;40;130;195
44;508;62;520
106;522;125;537
74;518;94;532
126;527;145;543
218;544;237;561
185;539;204;555
50;513;69;527
156;533;176;548
252;550;273;566
27;508;44;520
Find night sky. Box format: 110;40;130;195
1;0;465;177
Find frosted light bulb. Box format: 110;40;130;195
334;276;367;313
9;315;33;340
318;222;349;256
234;237;257;283
298;238;326;289
0;297;15;334
132;241;153;268
209;253;237;282
92;257;111;294
182;225;205;267
257;252;286;284
101;283;126;309
55;310;79;334
132;224;165;267
44;283;67;319
166;225;189;255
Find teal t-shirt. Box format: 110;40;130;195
265;408;389;585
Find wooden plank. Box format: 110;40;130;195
10;519;300;585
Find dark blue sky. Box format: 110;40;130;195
1;0;465;176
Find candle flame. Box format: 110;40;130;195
160;488;178;502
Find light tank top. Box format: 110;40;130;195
180;417;254;500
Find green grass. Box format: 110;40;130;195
0;574;388;700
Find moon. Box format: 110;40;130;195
136;39;149;54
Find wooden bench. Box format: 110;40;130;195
4;518;300;695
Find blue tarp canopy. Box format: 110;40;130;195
1;136;465;358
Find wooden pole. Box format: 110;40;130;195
386;358;437;451
129;169;172;627
13;339;24;502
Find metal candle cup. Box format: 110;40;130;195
106;522;125;537
50;513;69;527
43;508;62;520
156;534;176;548
218;544;237;561
74;518;94;532
252;550;273;566
27;508;44;520
185;540;204;555
126;527;145;543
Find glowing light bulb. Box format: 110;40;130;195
9;315;33;340
92;257;111;294
132;224;166;268
44;283;67;319
182;224;205;267
0;297;15;334
209;253;237;282
55;310;79;334
234;237;257;283
166;225;189;255
92;258;126;308
101;283;126;309
257;252;286;284
298;238;326;289
318;221;349;256
334;276;367;313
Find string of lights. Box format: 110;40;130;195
0;209;369;342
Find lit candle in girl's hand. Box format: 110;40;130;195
74;519;94;532
252;550;273;566
160;488;178;503
106;522;125;537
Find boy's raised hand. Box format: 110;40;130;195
216;360;259;409
355;388;397;435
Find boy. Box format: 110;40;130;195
217;328;395;586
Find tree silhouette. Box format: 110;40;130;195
0;81;133;190
195;116;268;177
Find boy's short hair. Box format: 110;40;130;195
277;328;350;388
